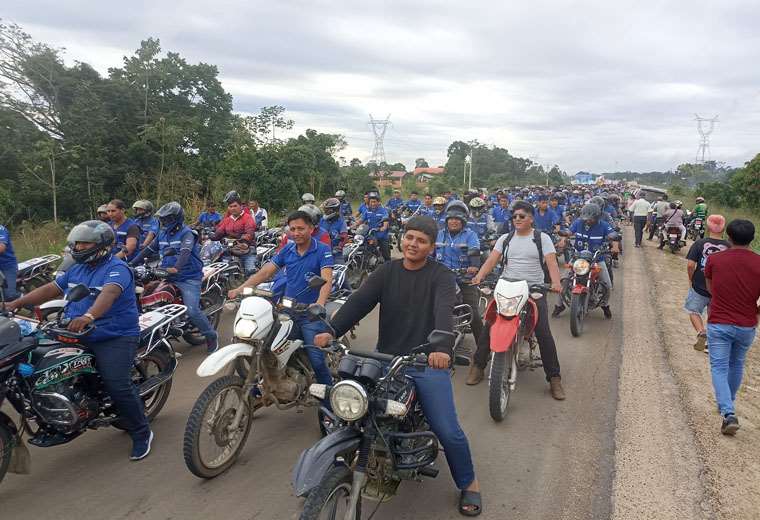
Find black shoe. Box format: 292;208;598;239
602;306;612;319
721;414;740;436
552;304;565;318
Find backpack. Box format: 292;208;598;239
500;229;550;283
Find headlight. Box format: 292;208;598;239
496;294;523;317
573;259;590;275
329;380;368;421
281;297;295;309
234;318;258;339
353;234;365;244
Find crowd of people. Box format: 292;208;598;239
0;181;758;517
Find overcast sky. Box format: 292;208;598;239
5;0;760;173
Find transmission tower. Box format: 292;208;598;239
695;114;718;164
368;114;391;165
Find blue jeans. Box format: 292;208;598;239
407;367;475;490
174;278;217;341
1;264;18;301
291;314;333;386
87;336;150;440
707;323;756;415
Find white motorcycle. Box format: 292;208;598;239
182;277;347;479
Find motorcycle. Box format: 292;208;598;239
688;216;705;241
292;330;456;520
182;277;347;479
16;254;61;295
135;260;226;346
483;279;549;421
343;225;384;289
660;225;685;254
560;243;611;337
0;277;185;485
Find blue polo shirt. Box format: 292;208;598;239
339;201;353;217
271;238;334;304
153;225;203;282
433;210;447;229
0;225;16;268
135;216;159;245
406;199;422;212
569;219;615;257
198;211;222;227
319;216;348;248
54;255;140;342
360;206;390;239
435;228;480;270
467;214;490;237
386;197;404;211
112;218;140;260
533;208;559;233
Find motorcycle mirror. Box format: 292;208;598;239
307;276;327;290
426;329;456;351
66;284;91;303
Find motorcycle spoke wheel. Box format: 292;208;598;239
0;424;13;485
300;465;360;520
133;349;173;420
183;376;253;479
488;350;513;422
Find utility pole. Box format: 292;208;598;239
368;114;391;166
695;114;718;164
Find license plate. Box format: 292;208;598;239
669;234;678;239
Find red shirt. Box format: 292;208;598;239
704;248;760;327
213;211;257;242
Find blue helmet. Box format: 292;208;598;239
156;201;184;231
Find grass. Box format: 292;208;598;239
702;200;760;252
12;221;68;261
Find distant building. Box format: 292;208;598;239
573;171;594;185
413;166;445;186
371;170;408;188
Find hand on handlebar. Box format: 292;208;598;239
67;315;93;333
4;299;21;313
314;332;334;348
428;352;450;370
550;282;562;294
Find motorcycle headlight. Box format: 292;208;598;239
233;318;258;339
329;380;368;421
573;259;590;275
495;294;523;317
354;234;365;244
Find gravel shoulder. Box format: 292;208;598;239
640;236;760;519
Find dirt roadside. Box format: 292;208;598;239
640;236;760;519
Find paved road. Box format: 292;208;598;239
1;270;623;520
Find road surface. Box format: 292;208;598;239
1;269;624;519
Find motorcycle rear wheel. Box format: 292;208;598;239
183;375;253;479
300;465;361;520
134;349;173;420
0;423;13;485
570;293;586;337
488;349;515;422
184;288;224;345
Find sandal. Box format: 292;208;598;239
459;490;482;517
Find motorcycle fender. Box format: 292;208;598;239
196;343;254;377
571;285;588;295
292;428;362;497
490;316;519;353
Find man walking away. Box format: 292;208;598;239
630;192;651;247
703;219;760;435
684;215;729;351
648;195;670;241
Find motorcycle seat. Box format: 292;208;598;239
0;337;38;363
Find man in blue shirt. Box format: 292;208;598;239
418;194;435;216
107;199;140;261
467;197;493;238
132;200;160;250
356;192;370;218
406;191;422;213
0;224;18;300
386;189;404;212
491;196;512;234
320;198;348;259
8;221;153;461
195;200;222;229
335;190;353;219
533;195;559;234
358;193;391;260
131;202;218;353
549;194;566;227
229;210;335;385
435;201;485;357
432;196;448;229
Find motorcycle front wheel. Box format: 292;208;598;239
300;465;361;520
488;349;515;422
183;375;253;479
570;292;586;337
0;422;13;485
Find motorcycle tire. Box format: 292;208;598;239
183;289;224;346
570;292;586;337
0;423;13;485
183;375;253;479
670;244;679;254
300;464;361;520
134;348;174;420
488;349;514;422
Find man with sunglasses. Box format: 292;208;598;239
470;201;565;399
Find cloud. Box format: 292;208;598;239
5;0;760;173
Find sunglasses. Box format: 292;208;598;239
511;213;529;220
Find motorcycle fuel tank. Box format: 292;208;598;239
33;347;97;390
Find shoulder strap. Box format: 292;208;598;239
499;231;516;269
533;230;550;283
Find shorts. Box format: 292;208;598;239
683;288;710;315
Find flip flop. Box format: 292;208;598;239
459;490;482;517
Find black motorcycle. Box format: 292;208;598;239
16;254;62;296
343;225;384;289
292;330;455;520
0;278;185;485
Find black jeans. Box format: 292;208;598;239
633;216;647;245
458;282;486;354
648;217;663;240
474;296;561;381
377;238;391;261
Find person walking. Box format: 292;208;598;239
684;215;729;352
648;195;670;241
630;192;651;247
703;219;760;435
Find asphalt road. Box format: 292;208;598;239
1;269;623;520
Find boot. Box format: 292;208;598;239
552;304;565;318
466;366;485;386
549;376;566;400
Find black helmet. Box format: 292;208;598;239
444;200;470;225
67;220;115;264
580;203;601;222
156;201;185;231
322;198;341;220
223;191;241;204
298;204;322;226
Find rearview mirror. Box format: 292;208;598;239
66;284;91;303
307;276;327;290
426;329;455;351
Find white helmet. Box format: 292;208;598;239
298;204;322;226
301;193;316;204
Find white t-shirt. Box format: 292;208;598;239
631;198;651;217
494;231;556;285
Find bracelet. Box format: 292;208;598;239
83;312;96;322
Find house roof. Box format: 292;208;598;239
413;167;445;176
368;170;407;178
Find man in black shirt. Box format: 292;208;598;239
315;216;482;516
685;214;729;351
